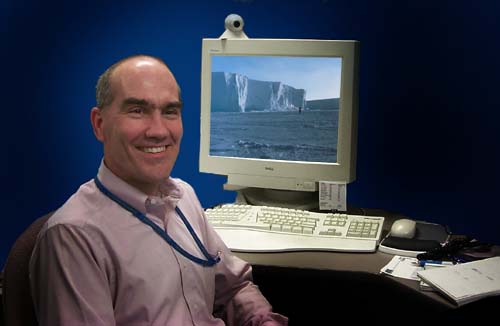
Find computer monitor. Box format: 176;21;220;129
199;38;360;210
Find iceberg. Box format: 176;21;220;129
211;72;306;112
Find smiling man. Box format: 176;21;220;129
29;55;288;326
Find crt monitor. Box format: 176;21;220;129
199;38;360;209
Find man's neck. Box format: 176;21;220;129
102;161;163;197
126;179;162;197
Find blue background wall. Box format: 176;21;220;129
2;0;499;265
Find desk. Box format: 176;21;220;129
233;251;452;324
237;250;453;305
229;208;499;323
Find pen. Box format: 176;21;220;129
418;260;455;267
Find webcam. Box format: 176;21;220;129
219;14;248;39
225;14;244;32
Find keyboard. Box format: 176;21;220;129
205;204;385;253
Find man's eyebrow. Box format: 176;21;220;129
164;100;183;110
120;98;183;110
121;97;150;108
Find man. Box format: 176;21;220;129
29;55;288;326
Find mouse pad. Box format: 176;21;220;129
413;222;450;243
380;237;440;251
379;221;450;253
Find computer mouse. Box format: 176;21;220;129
390;219;417;239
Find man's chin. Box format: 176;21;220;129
141;170;172;184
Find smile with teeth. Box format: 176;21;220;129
139;146;167;153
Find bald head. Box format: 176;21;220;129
95;55;180;109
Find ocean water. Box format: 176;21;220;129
209;110;338;163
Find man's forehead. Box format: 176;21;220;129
105;56;180;104
134;59;156;68
112;60;175;90
115;57;169;77
124;57;163;69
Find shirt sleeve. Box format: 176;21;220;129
209;226;288;326
29;224;116;326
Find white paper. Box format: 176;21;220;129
417;256;500;305
380;255;423;281
319;181;346;211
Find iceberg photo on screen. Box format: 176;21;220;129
209;55;341;163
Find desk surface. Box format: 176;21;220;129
234;250;455;308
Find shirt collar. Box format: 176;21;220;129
96;160;183;215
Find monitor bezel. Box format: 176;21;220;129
199;38;359;192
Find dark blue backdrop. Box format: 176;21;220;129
2;0;499;265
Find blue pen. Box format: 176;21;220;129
418;260;455;267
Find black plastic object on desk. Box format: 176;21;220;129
378;221;450;257
417;236;499;263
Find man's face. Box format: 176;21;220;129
91;58;183;195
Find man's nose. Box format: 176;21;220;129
145;111;169;139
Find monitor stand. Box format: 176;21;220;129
234;187;319;211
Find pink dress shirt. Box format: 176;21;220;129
29;162;288;326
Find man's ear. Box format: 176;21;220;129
90;107;105;142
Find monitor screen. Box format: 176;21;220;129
210;55;341;164
199;38;359;198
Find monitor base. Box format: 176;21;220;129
235;187;319;211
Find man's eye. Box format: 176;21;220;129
129;107;144;115
163;108;181;117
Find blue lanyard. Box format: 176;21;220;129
94;177;220;267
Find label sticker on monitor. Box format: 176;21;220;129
319;181;347;211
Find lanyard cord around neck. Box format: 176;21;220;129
94;177;220;267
